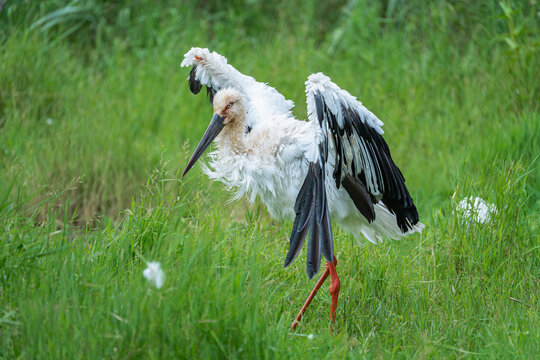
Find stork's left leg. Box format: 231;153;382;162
290;263;330;331
328;256;341;328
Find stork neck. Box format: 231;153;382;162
217;117;247;155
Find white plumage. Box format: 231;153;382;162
181;48;294;129
181;47;424;279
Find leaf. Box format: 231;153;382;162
30;4;97;32
513;22;525;37
504;37;519;51
499;1;512;18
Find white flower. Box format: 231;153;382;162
45;118;53;125
143;262;165;289
456;197;497;224
307;334;315;340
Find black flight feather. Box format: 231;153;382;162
285;161;334;279
206;85;216;105
189;65;202;94
342;174;376;222
320;203;333;262
314;93;324;126
284;166;315;267
306;210;321;278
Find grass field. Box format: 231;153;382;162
1;1;539;358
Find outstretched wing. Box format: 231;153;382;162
285;73;421;279
306;73;420;231
181;47;294;128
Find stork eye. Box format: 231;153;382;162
227;102;233;108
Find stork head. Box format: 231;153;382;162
182;88;246;177
212;88;245;125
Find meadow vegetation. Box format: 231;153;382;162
1;0;539;358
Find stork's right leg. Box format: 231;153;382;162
290;257;339;331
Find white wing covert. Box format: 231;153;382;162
181;48;294;129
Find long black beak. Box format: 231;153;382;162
182;114;225;177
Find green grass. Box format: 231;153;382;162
1;1;539;358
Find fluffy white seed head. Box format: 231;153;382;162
143;262;165;289
456;196;497;225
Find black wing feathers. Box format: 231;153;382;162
189;65;218;105
284;168;315;267
306;211;321;279
206;85;216;105
314;94;325;126
315;94;344;188
342;174;375;222
189;65;202;94
284;162;334;279
314;91;420;233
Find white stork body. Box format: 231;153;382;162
180;47;424;329
181;48;423;252
203;113;421;244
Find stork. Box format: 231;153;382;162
180;48;424;330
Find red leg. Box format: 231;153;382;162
290;263;330;330
290;256;340;331
328;256;340;330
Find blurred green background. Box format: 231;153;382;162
1;0;539;220
1;1;539;358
